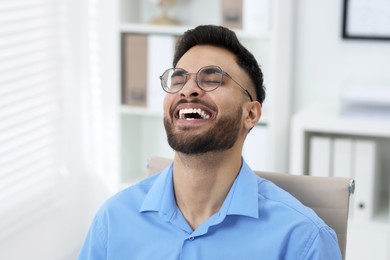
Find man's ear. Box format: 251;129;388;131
244;101;262;130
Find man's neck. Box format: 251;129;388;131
172;151;242;230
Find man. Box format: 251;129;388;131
79;25;341;259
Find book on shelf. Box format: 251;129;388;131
332;138;354;178
122;33;175;110
147;34;175;112
243;0;269;34
122;34;148;107
352;139;379;222
332;137;354;217
308;135;381;221
221;0;244;29
309;136;332;177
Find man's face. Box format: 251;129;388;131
163;45;252;154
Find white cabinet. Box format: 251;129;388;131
290;104;390;260
115;0;294;185
346;222;389;260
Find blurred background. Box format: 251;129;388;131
0;0;389;259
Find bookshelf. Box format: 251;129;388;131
116;0;294;184
289;103;390;259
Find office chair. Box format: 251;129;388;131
147;157;354;260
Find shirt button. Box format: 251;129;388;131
188;236;195;241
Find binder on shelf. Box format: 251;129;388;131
243;125;268;171
332;137;355;217
243;0;269;34
332;138;353;178
352;139;379;221
147;34;175;112
221;0;243;29
122;34;148;107
308;136;332;177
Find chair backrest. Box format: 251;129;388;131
146;157;354;260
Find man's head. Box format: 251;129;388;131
173;25;265;104
162;25;264;155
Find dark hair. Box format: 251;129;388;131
173;25;265;104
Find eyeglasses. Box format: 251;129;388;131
159;65;253;102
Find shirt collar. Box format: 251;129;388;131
222;160;259;218
139;159;259;220
139;163;176;221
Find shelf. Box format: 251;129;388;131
118;0;294;182
290;104;390;175
120;23;271;40
293;103;390;138
290;103;390;233
120;23;190;36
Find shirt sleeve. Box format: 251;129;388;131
78;214;107;260
301;226;342;260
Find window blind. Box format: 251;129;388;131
0;0;65;234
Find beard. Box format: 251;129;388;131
164;106;243;154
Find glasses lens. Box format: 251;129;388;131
197;66;223;91
161;68;187;93
161;66;225;93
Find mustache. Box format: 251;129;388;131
170;98;217;115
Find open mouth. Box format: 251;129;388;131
178;108;211;120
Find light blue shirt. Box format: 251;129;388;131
79;160;341;259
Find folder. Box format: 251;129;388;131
243;0;269;34
122;34;148;107
147;34;175;112
332;138;353;178
309;136;332;177
332;137;354;217
352;139;378;221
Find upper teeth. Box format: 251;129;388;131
179;108;210;120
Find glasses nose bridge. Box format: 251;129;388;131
185;71;199;83
182;71;201;88
179;71;203;96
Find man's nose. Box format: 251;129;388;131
179;75;203;98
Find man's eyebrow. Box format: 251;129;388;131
202;67;222;74
171;69;187;77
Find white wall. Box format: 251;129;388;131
0;0;116;258
0;178;85;260
293;0;390;112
